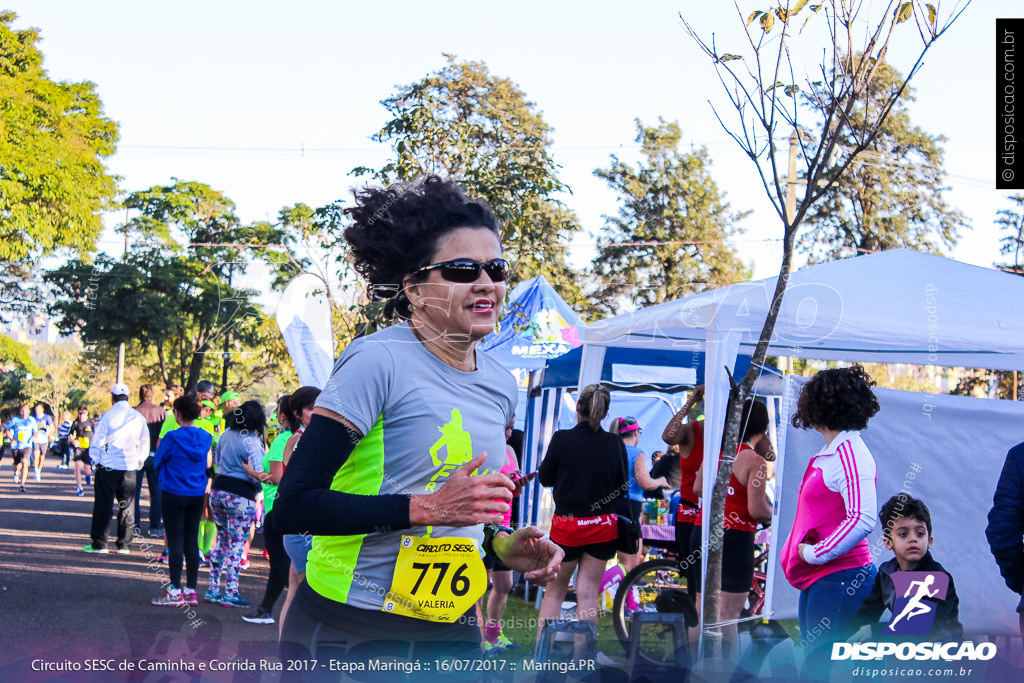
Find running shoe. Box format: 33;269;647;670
19;485;25;493
241;608;275;624
482;640;504;656
218;593;252;608
147;527;164;539
85;474;91;485
82;545;109;554
115;548;131;555
12;474;17;483
159;549;168;564
239;558;250;570
76;487;84;496
152;588;184;607
204;588;222;603
182;588;198;606
34;469;40;482
496;633;521;650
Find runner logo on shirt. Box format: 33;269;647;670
425;409;472;491
885;571;949;635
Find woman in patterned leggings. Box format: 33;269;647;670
206;401;266;607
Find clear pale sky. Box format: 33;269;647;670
9;1;1019;292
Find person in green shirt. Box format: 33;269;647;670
219;391;242;437
195;401;220;447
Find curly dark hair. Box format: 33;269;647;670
879;494;932;538
791;364;880;431
343;175;502;321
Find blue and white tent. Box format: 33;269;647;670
479;275;584;370
479;275;585;427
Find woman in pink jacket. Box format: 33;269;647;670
780;365;880;668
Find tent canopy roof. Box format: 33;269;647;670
583;250;1024;370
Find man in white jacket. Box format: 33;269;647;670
83;383;151;554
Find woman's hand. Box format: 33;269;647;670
509;470;537;498
409;453;514;527
798;543;813;562
242;460;266;482
492;526;563;586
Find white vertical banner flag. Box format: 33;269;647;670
275;273;335;388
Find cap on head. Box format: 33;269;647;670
221;391;240;402
110;383;130;397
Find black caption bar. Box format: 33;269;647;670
998;18;1024;189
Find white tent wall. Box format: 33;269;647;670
768;377;1023;636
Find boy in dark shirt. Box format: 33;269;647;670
855;495;963;641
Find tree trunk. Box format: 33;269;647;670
155;338;170;389
703;228;797;659
178;330;187;388
185;339;208;392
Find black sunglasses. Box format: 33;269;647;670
413;258;510;283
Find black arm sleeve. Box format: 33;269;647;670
274;414;411;536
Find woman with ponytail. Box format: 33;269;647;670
537;384;628;639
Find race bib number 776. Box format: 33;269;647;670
383;535;486;623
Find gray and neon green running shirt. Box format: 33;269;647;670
309;322;516;611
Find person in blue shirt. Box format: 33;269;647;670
152;395;214;608
5;404;37;493
57;411;73;469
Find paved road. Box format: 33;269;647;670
0;463;283;682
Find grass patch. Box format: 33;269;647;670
479;588;801;665
479;590;626;661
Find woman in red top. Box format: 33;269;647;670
690;399;773;657
662;385;705;593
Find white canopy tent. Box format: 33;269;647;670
578;249;1024;638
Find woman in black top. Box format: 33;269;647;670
538;384;627;637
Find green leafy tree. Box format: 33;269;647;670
0;11;119;319
48;181;267;390
0;334;42;410
996;193;1024;273
801;59;968;261
353;55;583;300
590;119;749;314
47;250;261;391
0;333;41;374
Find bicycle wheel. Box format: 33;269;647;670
740;545;769;628
611;558;697;656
